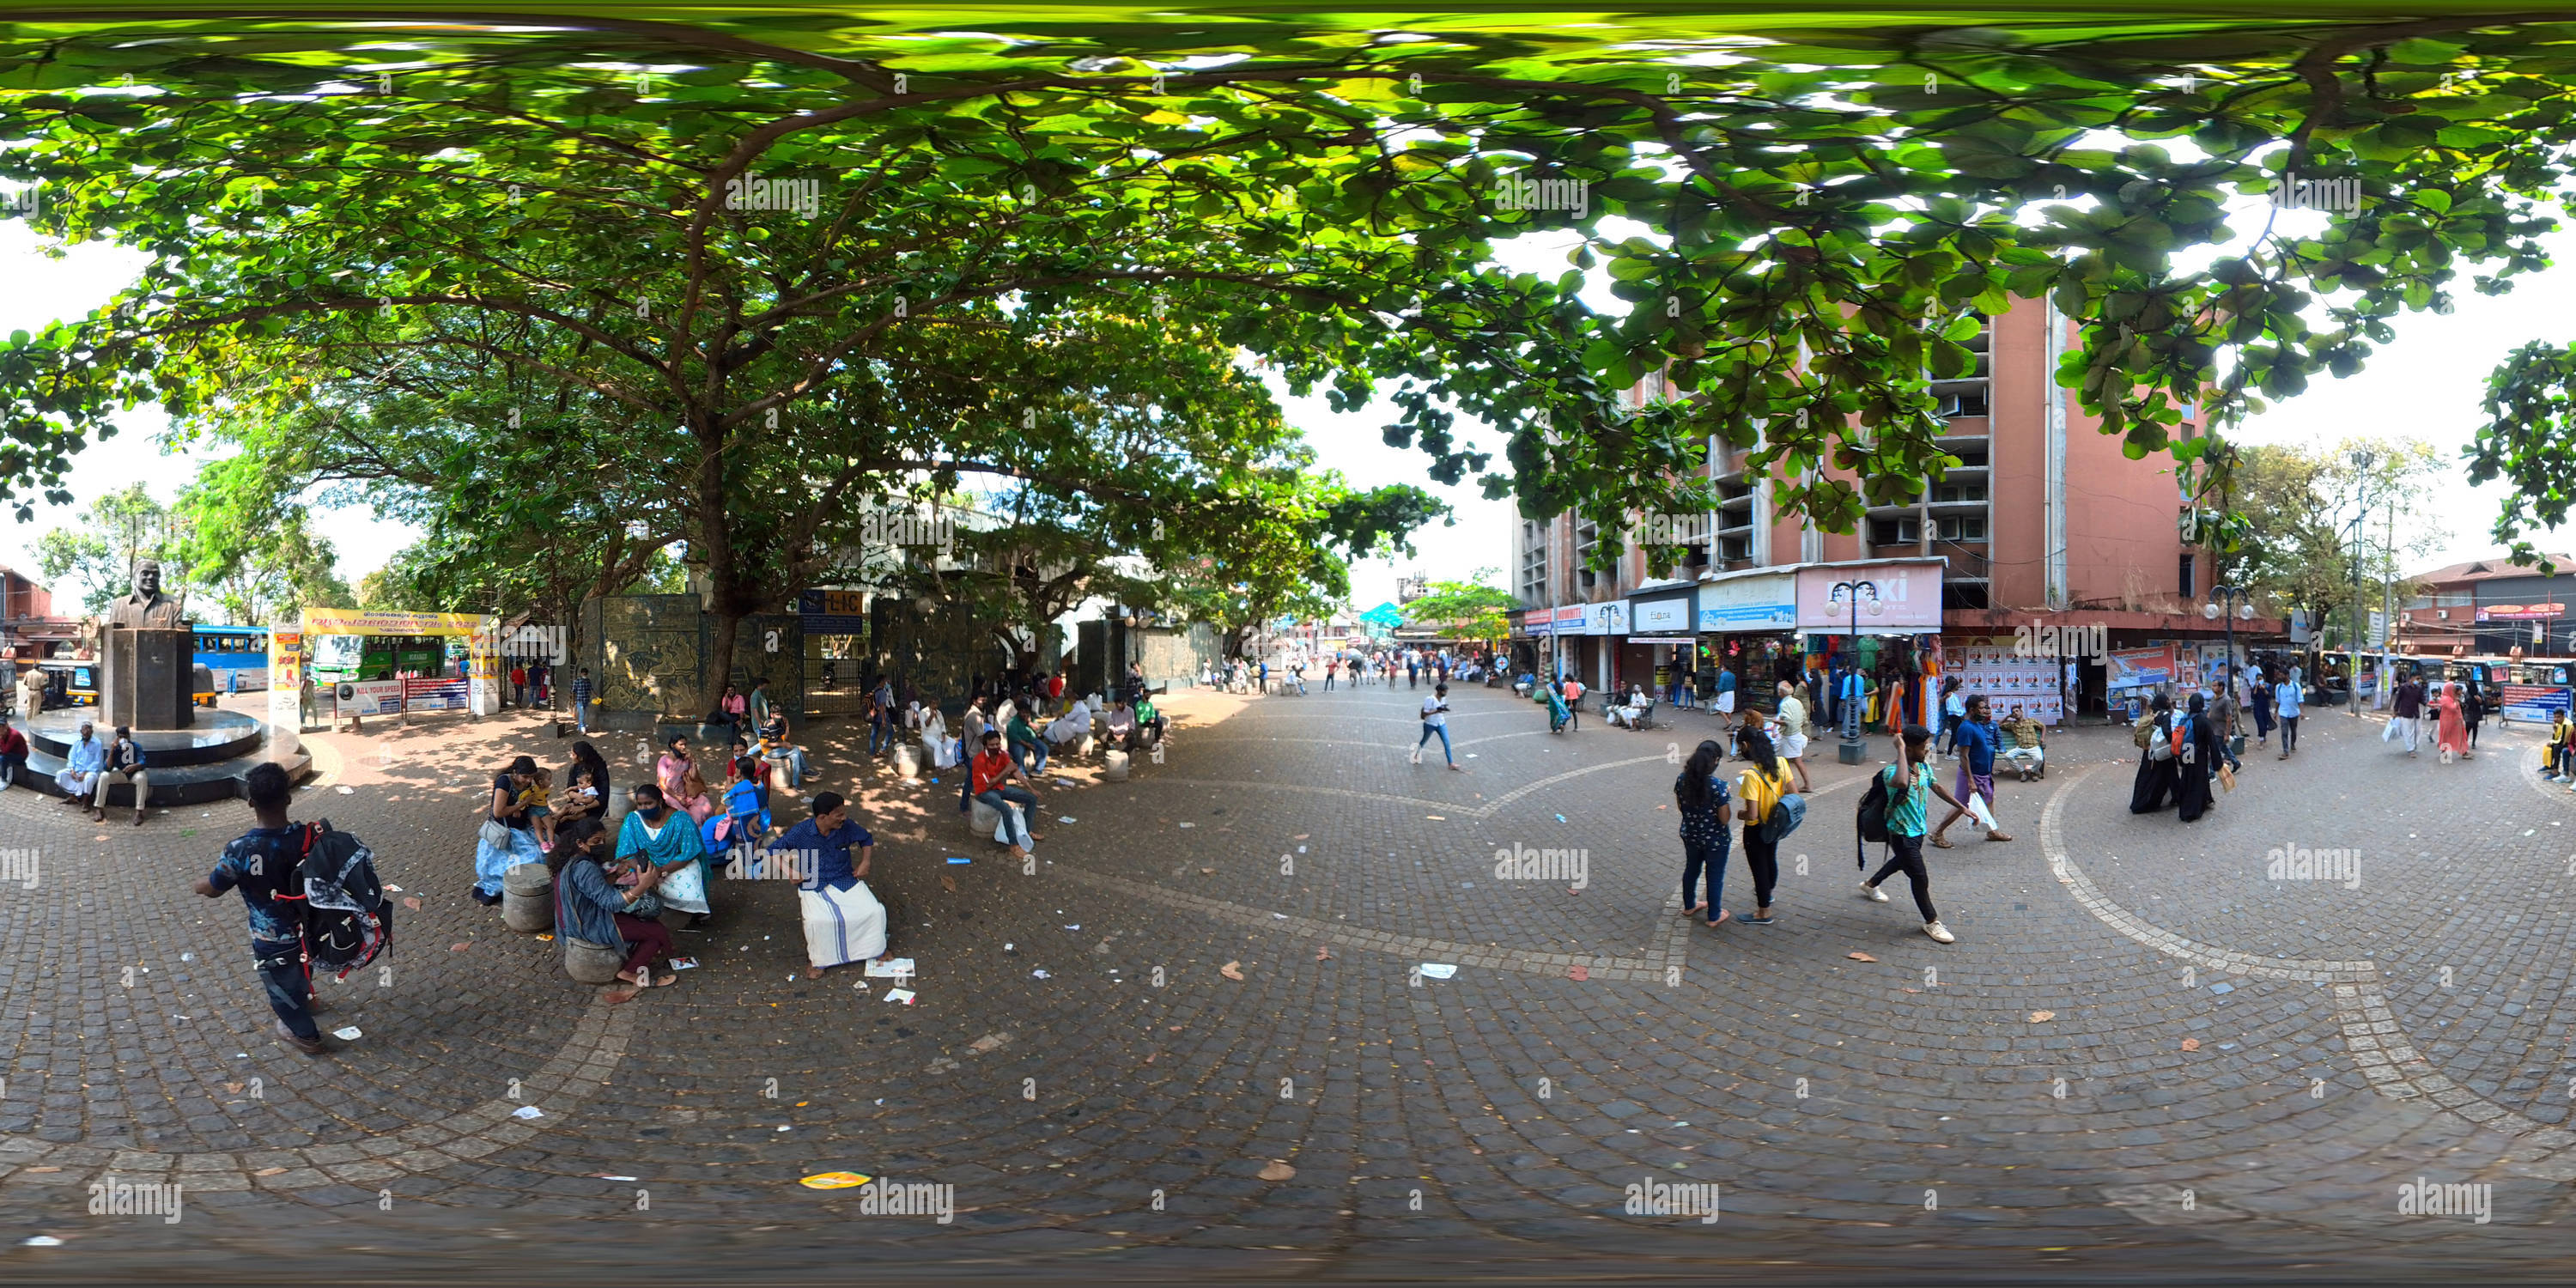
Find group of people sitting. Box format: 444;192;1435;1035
45;719;149;824
466;725;896;993
911;689;1164;774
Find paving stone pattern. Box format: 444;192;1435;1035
2;688;2572;1278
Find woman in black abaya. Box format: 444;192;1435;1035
2129;694;2179;814
2175;693;2221;823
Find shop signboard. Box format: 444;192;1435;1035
798;588;870;635
1793;562;1943;633
2477;603;2566;621
1629;592;1694;636
1549;605;1584;635
1697;573;1796;632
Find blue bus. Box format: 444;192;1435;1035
193;624;270;698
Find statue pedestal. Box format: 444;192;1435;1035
104;628;193;731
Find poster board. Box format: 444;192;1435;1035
1944;642;2065;726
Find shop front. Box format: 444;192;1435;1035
1694;568;1798;720
1625;582;1698;702
1792;559;1946;738
1579;600;1627;691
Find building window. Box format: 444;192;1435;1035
2180;551;2196;598
1517;520;1549;608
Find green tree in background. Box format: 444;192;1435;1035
1402;574;1518;647
33;483;191;616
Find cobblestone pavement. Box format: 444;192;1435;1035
3;686;2574;1279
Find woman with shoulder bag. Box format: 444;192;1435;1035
1734;727;1793;926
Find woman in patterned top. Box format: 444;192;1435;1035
1674;739;1733;928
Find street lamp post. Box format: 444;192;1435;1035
2348;447;2376;716
1833;579;1877;764
2203;585;2258;718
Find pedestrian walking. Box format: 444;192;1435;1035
2273;666;2303;758
1734;726;1793;925
2464;683;2486;751
1859;723;1965;944
1936;677;1965;756
1411;683;1459;769
1675;739;1731;927
2249;667;2275;745
2174;693;2222;823
2433;680;2470;762
571;667;594;733
2130;694;2180;813
193;762;334;1054
1929;695;2013;847
1774;681;1815;793
2211;671;2243;774
1712;665;1739;750
2385;671;2424;756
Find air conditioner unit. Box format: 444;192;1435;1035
2436;610;2448;620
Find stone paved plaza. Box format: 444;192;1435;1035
3;683;2574;1279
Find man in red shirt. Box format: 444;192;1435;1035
969;729;1043;860
0;718;26;790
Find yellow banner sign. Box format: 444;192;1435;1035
301;607;493;637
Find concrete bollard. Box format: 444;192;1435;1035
1103;749;1130;781
563;937;625;984
969;798;1003;835
893;742;921;781
501;863;554;933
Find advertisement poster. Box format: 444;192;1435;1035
2106;645;2177;691
338;678;406;717
2500;683;2573;725
267;630;304;732
1943;643;2065;726
404;675;471;712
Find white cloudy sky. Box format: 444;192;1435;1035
1;210;2565;611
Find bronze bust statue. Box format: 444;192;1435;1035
107;561;185;630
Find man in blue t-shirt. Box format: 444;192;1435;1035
1714;666;1741;752
192;763;330;1054
1929;694;2014;848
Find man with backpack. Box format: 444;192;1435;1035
193;762;390;1055
1856;723;1969;945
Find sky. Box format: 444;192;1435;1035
1;210;2567;613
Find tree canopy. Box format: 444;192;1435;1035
7;4;2576;624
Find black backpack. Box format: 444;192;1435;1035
295;820;392;981
1855;765;1892;866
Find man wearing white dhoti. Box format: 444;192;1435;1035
765;792;891;979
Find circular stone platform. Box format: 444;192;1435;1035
13;706;309;805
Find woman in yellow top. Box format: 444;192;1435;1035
1732;726;1794;926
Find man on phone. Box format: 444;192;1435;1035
1411;683;1461;770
